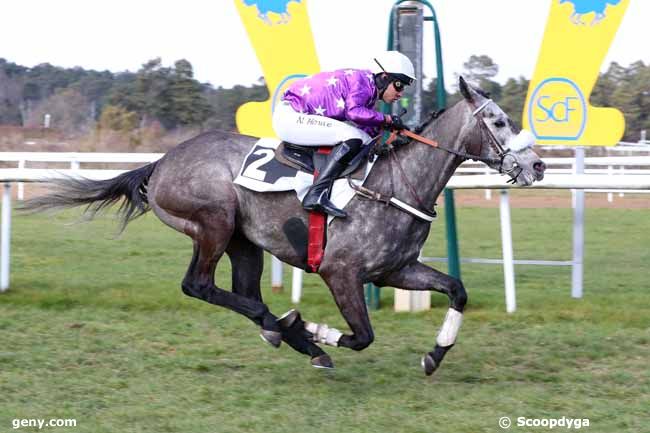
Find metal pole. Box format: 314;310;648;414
365;283;381;310
444;188;461;279
607;165;613;203
388;0;446;110
372;0;447;310
18;160;25;201
572;147;585;298
291;267;303;304
271;256;283;293
1;183;11;292
619;166;625;197
499;190;516;313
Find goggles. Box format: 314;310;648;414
392;80;408;92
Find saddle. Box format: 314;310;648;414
275;142;369;180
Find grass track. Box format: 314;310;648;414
1;205;648;433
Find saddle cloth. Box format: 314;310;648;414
234;138;375;220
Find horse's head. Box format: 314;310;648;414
458;76;546;186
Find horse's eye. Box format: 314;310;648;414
494;119;506;128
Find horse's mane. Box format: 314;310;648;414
413;84;489;134
475;88;491;99
413;108;446;135
398;81;493;149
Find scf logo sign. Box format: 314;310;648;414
528;77;586;141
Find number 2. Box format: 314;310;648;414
242;148;275;181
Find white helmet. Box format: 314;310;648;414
371;51;416;84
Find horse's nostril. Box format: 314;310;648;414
533;161;546;173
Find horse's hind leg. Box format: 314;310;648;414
378;261;468;376
226;234;330;365
226;233;264;302
180;219;284;347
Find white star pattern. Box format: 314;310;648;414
344;69;354;76
336;98;345;109
326;76;339;86
314;105;326;116
299;84;311;96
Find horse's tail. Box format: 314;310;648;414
22;162;159;232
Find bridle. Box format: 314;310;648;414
469;99;524;183
349;98;526;222
385;99;524;183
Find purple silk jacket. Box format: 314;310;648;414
282;69;385;136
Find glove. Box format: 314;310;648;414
372;142;392;158
371;135;410;159
389;114;409;131
392;135;410;147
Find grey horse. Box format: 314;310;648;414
25;77;546;375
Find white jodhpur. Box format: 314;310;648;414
272;101;371;146
436;308;463;347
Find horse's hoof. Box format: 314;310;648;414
311;354;334;369
260;329;282;348
421;353;438;376
277;308;300;329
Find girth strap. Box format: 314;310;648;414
347;179;437;223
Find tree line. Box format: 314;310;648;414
0;57;267;135
0;55;647;149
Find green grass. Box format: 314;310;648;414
1;205;649;433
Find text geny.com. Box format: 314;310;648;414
12;418;77;430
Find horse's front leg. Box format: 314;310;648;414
377;261;468;376
318;266;375;352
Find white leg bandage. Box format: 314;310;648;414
436;308;463;347
305;321;343;347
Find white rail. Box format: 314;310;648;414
2;168;650;302
2;152;650;312
4;151;650;197
448;174;650;189
0;152;162;200
0;152;162;163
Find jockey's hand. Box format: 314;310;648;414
392;135;410;148
371;135;410;159
373;142;391;158
388;114;410;131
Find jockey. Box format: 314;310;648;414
272;50;415;218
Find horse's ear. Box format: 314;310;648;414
459;76;474;103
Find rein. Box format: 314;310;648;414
395;100;525;183
349;99;526;221
386;125;498;166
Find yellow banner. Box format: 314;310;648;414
523;0;630;146
234;0;320;137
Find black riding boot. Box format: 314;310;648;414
302;138;363;218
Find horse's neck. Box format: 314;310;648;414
367;103;468;208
